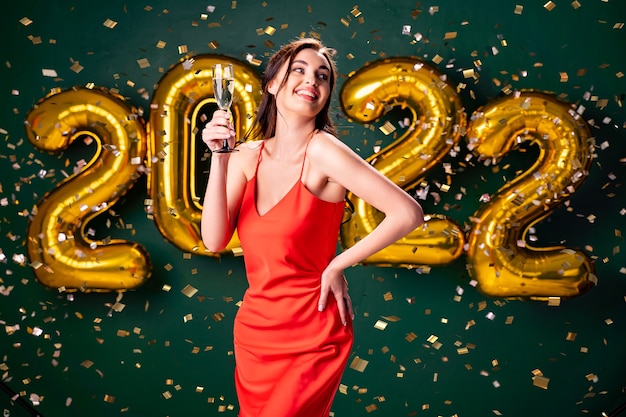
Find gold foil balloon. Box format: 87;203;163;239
25;87;151;291
339;58;466;267
465;91;596;299
147;55;262;255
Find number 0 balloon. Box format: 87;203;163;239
147;55;262;255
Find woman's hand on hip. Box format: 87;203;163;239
318;266;354;326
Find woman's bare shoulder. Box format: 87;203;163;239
308;130;357;161
239;139;264;151
228;139;263;178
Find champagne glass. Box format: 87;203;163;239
212;63;237;153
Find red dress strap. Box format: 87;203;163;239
299;133;314;181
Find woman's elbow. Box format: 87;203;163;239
201;233;228;254
405;199;425;231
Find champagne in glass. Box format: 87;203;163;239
212;63;236;153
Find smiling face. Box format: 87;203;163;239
246;38;338;140
267;47;332;122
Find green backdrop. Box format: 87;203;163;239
1;0;625;416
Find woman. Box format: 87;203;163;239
201;38;424;417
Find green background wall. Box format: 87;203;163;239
1;1;625;416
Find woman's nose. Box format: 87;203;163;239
305;72;317;85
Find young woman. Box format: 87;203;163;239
201;38;424;417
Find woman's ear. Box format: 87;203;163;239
267;79;277;95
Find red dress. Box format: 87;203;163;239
235;141;353;417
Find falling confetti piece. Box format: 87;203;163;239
42;68;58;77
103;18;118;28
533;375;550;389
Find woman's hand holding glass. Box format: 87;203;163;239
202;110;236;154
211;63;237;153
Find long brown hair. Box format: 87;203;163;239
245;38;337;140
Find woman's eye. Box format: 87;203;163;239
317;73;329;80
293;67;304;73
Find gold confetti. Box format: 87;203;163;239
514;5;523;14
19;16;33;26
365;404;378;412
70;62;84;73
137;58;150;69
102;19;118;29
444;31;457;40
533;375;550;389
547;297;561;306
379;121;396;135
103;394;115;403
42;68;58;77
374;320;388;330
349;356;369;372
543;1;556;11
112;302;125;312
463;69;475;78
181;284;198;298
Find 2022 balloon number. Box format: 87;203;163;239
24;55;595;299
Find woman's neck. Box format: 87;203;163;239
267;122;316;160
269;115;315;154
